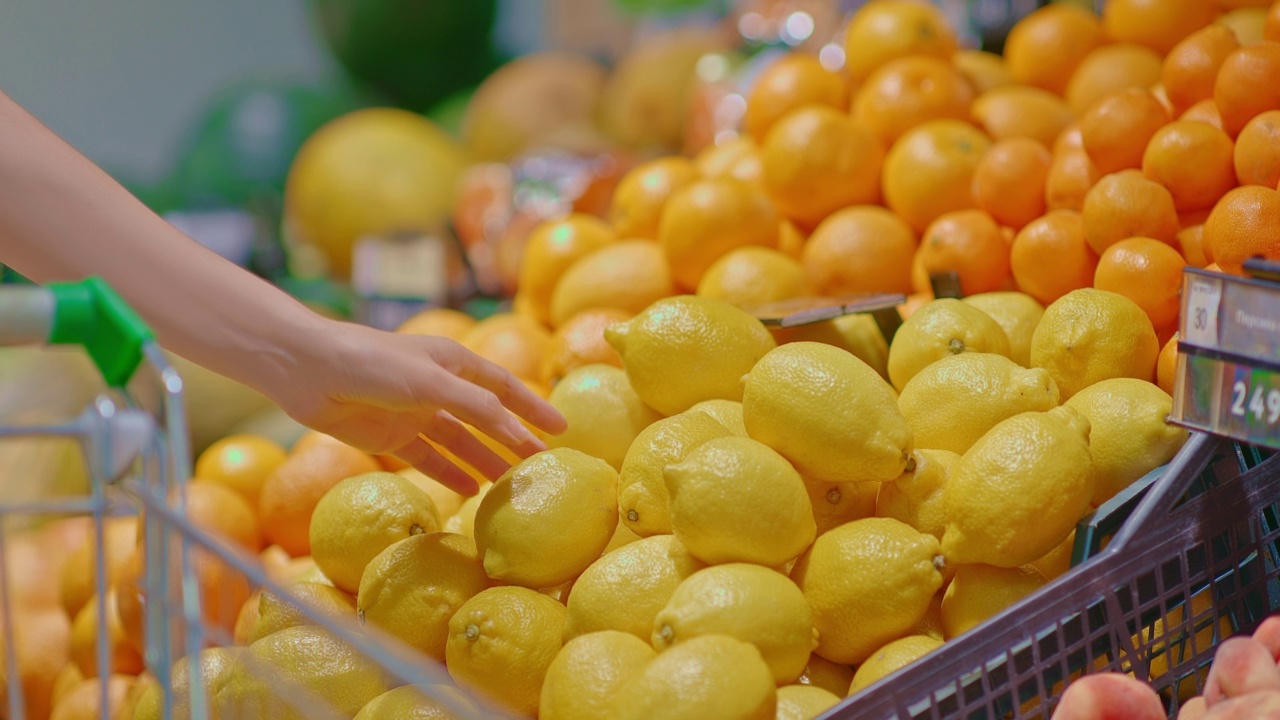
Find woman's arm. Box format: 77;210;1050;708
0;89;565;494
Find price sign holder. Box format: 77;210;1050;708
1170;259;1280;450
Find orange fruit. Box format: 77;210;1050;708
744;54;848;142
1045;126;1104;212
1233;109;1280;185
1180;98;1227;129
659;178;780;290
49;676;133;720
1004;3;1105;95
540;308;630;386
842;0;958;83
1268;0;1280;40
59;516;138;620
193;434;287;507
802;205;917;295
1177;223;1215;266
550;240;678;325
1218;7;1270;44
970;86;1075;148
4;525;82;612
115;552;145;655
952;50;1015;94
1011;209;1099;305
852;56;974;148
1212;0;1271;11
258;433;381;556
1080;89;1171;175
69;590;144;677
516;214;616;325
178;477;265;553
883;119;993;232
1157;332;1181;396
761;106;884;229
696;246;813;309
1103;0;1219;55
1163;25;1240;114
460;312;552;381
777;219;807;260
1203;184;1280;273
1093;237;1188;330
1142;120;1238;211
1214;41;1280;136
917;209;1012;296
1065;43;1165;117
1082;171;1181;254
395;307;476;341
972;137;1052;230
695;137;764;185
610;157;700;240
0;608;71;720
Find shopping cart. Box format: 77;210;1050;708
0;279;492;719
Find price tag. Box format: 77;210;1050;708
1183;273;1222;348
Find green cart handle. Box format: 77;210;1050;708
0;277;153;387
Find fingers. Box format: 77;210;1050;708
1178;697;1207;720
1204;637;1280;706
429;339;568;435
1201;691;1280;719
431;372;549;459
420;411;511;482
1050;673;1165;720
391;436;480;497
1254;617;1280;662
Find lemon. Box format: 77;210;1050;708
795;654;856;698
875;449;962;540
309;471;441;594
609;635;777;720
941;564;1047;639
696;247;814;309
474;448;618;588
1064;378;1188;506
665;436;816;566
897;353;1060;455
610;157;700;240
250;582;356;643
133;647;240;720
215;626;391;720
791;517;944;664
942;406;1094;568
849;635;945;694
962;292;1046;367
602;520;643;555
396;468;465;520
687;399;748;436
606;296;777;416
1029;529;1078;582
618;410;734;537
772;314;891;381
807;479;879;536
743;342;912;484
887;298;1012;391
1030;288;1160;401
517;214;616;326
776;685;842;720
540;630;656;720
353;685;478;720
445;586;567;717
546;364;662;470
442;482;491;538
912;592;946;641
652;563;816;684
564;535;706;641
357;533;490;662
549;240;677;328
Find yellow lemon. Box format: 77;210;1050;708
618;410;733;537
395;467;465;521
687;398;748;437
474;448;618;588
133;648;240;720
875;448;963;540
807;479;880;537
442;482;491;538
1029;288;1159;400
353;685;478;720
1064;378;1188;506
912;592;946;641
886;298;1012;391
897;353;1060;455
941;564;1047;639
942;406;1094;567
602;520;643;555
357;533;491;662
549;240;677;328
1029;529;1078;582
546;364;662;470
658;178;780;290
539;631;656;720
610;157;700;240
445;586;567;718
791;517;944;664
696;246;814;309
665;436;816;566
795;654;856;698
776;685;842;720
395;307;476;341
652;564;816;684
743;342;912;484
849;635;945;694
564;535;706;642
772;314;891;381
606;295;777;416
517;214;616;325
250;582;356;643
962;291;1046;367
609;635;777;720
309;471;441;594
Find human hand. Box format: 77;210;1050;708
267;318;567;495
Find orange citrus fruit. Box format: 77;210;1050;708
1268;0;1280;40
972;137;1052;230
1004;3;1105;95
1177;223;1215;266
69;591;144;677
1080;89;1172;175
952;50;1015;95
395;307;476;341
1046;126;1104;212
918;209;1012;296
970;86;1075;148
460;312;552;382
1217;7;1270;44
516;214;616;325
694;137;764;185
883;119;992;232
744;54;848;142
1233;109;1280;186
1142;120;1238;211
1065;43;1165;117
843;0;959;83
540;308;630;387
1093;237;1188;330
852;56;974;148
610;157;700;240
193;434;287;508
50;676;133;720
1163;25;1241;115
802;205;917;295
1011;209;1099;305
1103;0;1219;55
1181;98;1227;129
659;177;780;290
1157;332;1180;396
1203;184;1280;273
697;246;813;309
550;240;677;326
60;517;137;620
1214;41;1280;136
1082;171;1181;254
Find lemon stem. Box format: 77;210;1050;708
409;524;425;536
465;624;480;641
933;555;947;573
826;488;842;505
626;509;639;523
948;338;965;354
658;625;674;645
904;455;917;474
